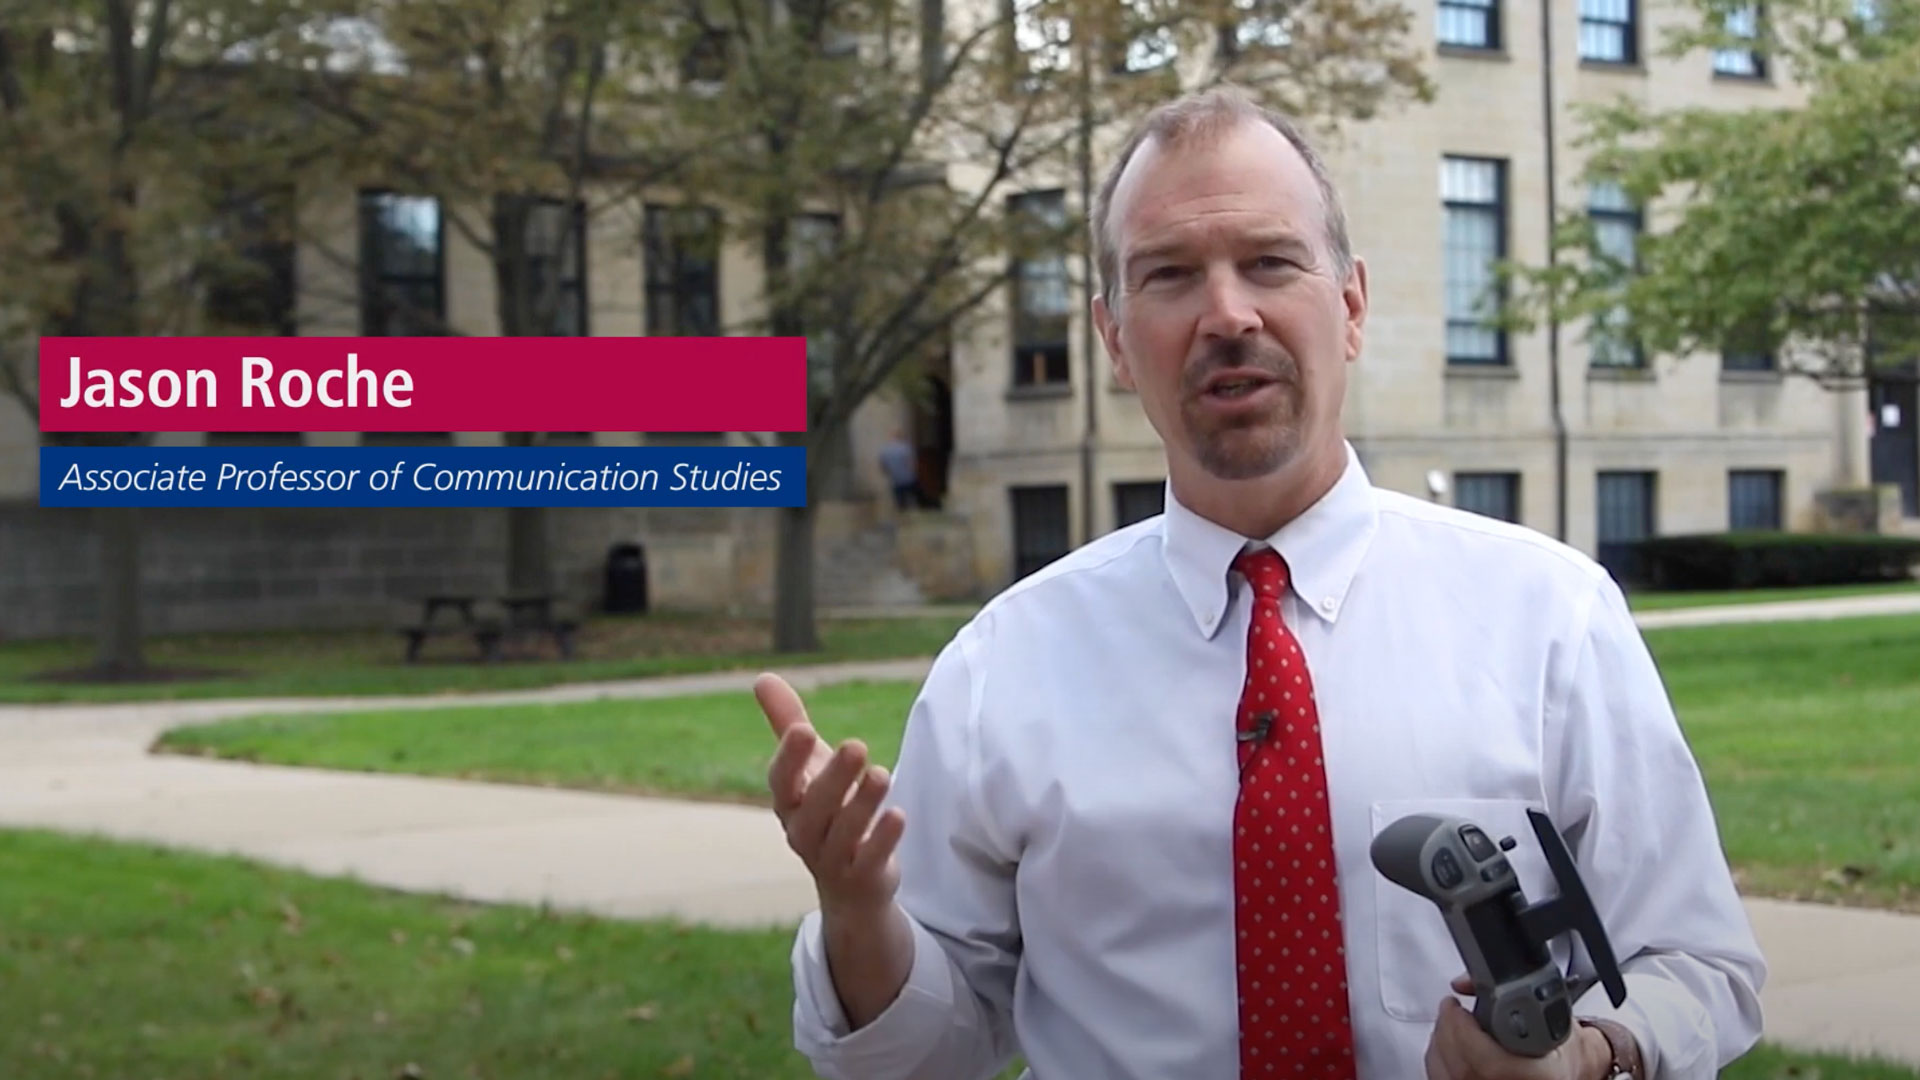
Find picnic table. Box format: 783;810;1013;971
398;592;579;662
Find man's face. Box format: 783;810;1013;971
1094;118;1367;484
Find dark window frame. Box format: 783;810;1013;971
1442;155;1509;367
1008;189;1071;388
1439;0;1501;50
1011;484;1072;579
643;203;722;337
1454;471;1521;523
358;189;447;337
1112;480;1166;529
1578;0;1639;62
1728;469;1785;530
1587;181;1645;369
1596;470;1657;583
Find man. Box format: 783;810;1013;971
880;429;921;511
754;86;1766;1079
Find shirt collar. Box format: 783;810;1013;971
1161;441;1379;639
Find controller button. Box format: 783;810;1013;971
1508;1009;1530;1040
1545;1000;1571;1040
1430;848;1463;889
1459;825;1497;861
1534;980;1561;1002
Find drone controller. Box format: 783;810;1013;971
1368;808;1627;1057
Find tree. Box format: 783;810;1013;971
288;0;707;598
1497;0;1920;383
0;0;359;676
667;0;1433;652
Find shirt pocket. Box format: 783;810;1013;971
1367;797;1558;1023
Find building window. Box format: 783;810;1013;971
1442;157;1507;366
1438;0;1500;49
1009;189;1071;388
1729;469;1784;530
1113;481;1165;528
1722;347;1776;372
1579;0;1637;62
500;195;587;336
359;191;445;336
1454;471;1520;523
1588;180;1643;368
1596;470;1656;582
1011;485;1071;578
1713;4;1765;76
644;204;721;336
789;212;843;382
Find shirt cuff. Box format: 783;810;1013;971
1574;972;1716;1080
790;908;966;1078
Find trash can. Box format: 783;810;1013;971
604;541;649;614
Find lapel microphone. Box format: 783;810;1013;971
1238;710;1278;782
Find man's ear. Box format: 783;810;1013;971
1342;255;1369;364
1093;294;1134;390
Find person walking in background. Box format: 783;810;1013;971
879;429;919;511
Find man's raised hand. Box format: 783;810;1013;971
756;672;906;917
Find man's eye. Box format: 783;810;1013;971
1145;266;1188;283
1253;256;1295;272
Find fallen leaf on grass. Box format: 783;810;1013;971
1822;865;1872;887
626;1004;659;1023
661;1056;695;1078
396;1063;425;1079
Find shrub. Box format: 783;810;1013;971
1629;532;1920;591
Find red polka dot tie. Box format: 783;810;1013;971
1231;547;1356;1077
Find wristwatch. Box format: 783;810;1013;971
1578;1017;1645;1080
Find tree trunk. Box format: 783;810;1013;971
506;504;552;595
773;499;821;653
93;505;145;675
493;197;554;598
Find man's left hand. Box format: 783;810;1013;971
1423;976;1613;1080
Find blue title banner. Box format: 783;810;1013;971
40;446;808;508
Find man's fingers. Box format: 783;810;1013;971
1431;999;1478;1080
754;672;810;740
818;764;891;869
767;724;821;811
786;739;870;859
849;806;907;879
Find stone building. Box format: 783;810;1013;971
3;0;1915;639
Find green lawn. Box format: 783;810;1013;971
159;613;1920;913
0;612;968;704
0;828;1906;1080
159;680;913;805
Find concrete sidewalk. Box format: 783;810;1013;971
3;596;1920;1067
1632;589;1920;629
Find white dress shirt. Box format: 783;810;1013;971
788;443;1766;1079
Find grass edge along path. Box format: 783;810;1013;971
0;827;1912;1080
155;614;1920;916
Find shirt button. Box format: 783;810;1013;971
1320;597;1336;613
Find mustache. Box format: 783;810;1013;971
1181;338;1298;394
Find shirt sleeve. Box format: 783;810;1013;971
789;630;1024;1080
1546;574;1768;1079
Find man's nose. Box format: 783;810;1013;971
1194;270;1260;340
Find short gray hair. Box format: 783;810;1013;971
1091;86;1353;309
